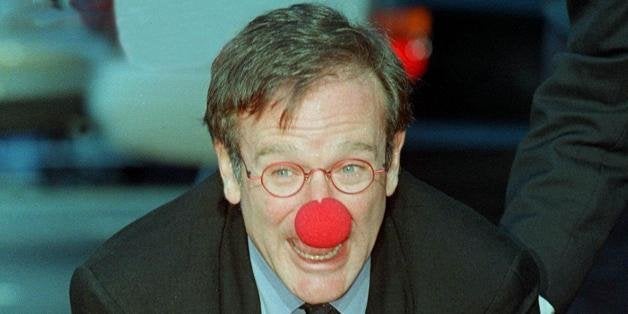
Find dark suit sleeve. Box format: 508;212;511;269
70;266;124;313
500;0;628;311
486;250;540;314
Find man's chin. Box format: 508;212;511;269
293;279;348;305
288;256;357;305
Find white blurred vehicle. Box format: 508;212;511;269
89;0;369;167
0;0;111;132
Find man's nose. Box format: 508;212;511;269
305;169;334;201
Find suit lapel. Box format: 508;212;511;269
219;205;261;313
366;208;414;313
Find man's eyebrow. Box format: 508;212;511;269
254;141;376;163
336;141;377;153
255;143;298;163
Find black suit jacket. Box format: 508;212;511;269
500;1;628;311
71;171;539;313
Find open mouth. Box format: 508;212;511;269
289;239;343;261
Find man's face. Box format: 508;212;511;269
215;70;405;304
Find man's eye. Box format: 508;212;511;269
272;168;294;177
341;164;364;174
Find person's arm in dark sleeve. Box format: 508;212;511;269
70;266;123;313
486;250;541;314
500;0;628;311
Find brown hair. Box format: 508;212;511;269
204;3;412;174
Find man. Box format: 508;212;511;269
501;0;628;312
70;4;539;313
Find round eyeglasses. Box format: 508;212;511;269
243;158;386;198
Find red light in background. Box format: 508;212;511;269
372;7;433;80
390;37;431;79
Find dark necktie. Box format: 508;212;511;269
300;303;340;314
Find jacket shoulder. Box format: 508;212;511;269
389;170;539;312
70;173;228;312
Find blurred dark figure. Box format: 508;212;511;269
70;0;117;44
501;0;628;312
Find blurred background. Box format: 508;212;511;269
0;0;568;312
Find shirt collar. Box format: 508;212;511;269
248;237;370;314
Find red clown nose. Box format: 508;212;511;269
295;198;352;248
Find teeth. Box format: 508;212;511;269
291;242;343;261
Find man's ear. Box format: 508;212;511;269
214;142;241;204
386;131;406;196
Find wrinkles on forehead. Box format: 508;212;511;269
247;66;378;129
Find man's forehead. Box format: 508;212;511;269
234;69;387;161
245;70;385;124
